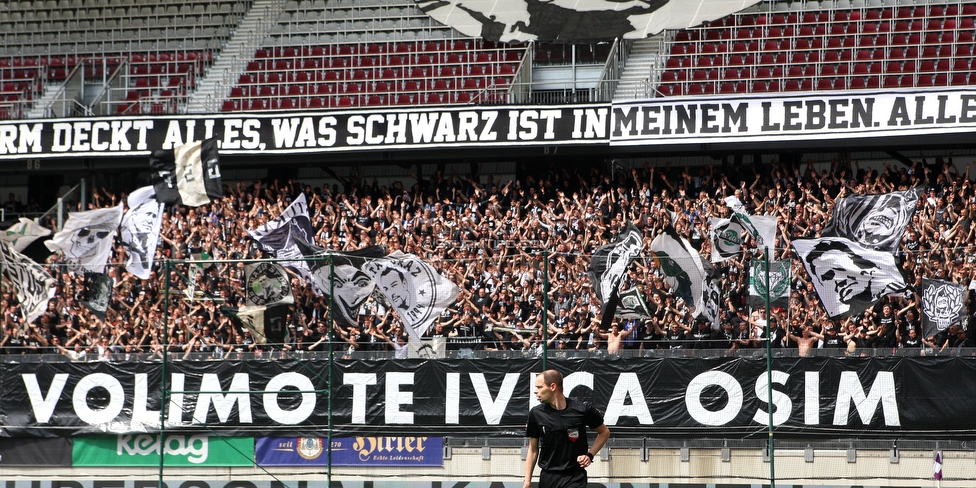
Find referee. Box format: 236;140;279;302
523;369;610;488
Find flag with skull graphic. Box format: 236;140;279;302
45;203;123;274
921;278;966;338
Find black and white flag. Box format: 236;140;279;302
748;259;791;309
150;138;222;207
361;251;460;342
295;240;387;328
0;240;56;324
419;0;761;43
45;204;123;274
822;187;924;252
793;237;909;319
81;272;112;320
708;217;743;262
247;193;315;276
649;228;707;317
587;222;644;319
700;260;722;329
724;196;777;256
233;303;289;346
0;217;52;253
616;288;650;319
245;262;294;307
921;278;966;338
119;186;164;280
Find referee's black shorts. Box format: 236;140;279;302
539;468;586;488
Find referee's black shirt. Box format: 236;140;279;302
525;397;605;472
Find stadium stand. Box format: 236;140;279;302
658;1;976;96
2;0;976;113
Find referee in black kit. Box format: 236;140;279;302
523;369;610;488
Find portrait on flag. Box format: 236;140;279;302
822;187;923;252
119;186;164;280
587;222;644;317
81;272;112;320
793;237;909;319
45;204;123;274
361;251;459;341
921;278;966;338
295;240;387;327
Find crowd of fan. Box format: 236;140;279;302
2;156;975;360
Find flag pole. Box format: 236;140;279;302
158;258;171;488
542;249;549;370
327;255;335;488
764;250;776;488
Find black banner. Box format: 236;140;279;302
0;104;608;159
2;357;975;439
0;436;72;466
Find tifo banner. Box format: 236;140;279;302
4;357;976;439
417;0;761;43
256;436;443;466
0;105;609;159
72;435;254;466
611;89;976;146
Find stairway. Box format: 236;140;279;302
614;35;667;101
185;0;285;114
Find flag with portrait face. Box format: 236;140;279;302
119;186;164;280
0;217;52;253
822;187;923;252
921;278;966;338
0;240;56;324
361;251;460;342
793;237;909;319
588;222;644;318
649;228;707;317
45;204;123;274
295;239;387;328
81;272;112;320
708;217;743;262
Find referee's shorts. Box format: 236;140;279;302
539;468;586;488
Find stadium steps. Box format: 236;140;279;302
613;35;666;101
26;83;62;119
187;0;284;114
